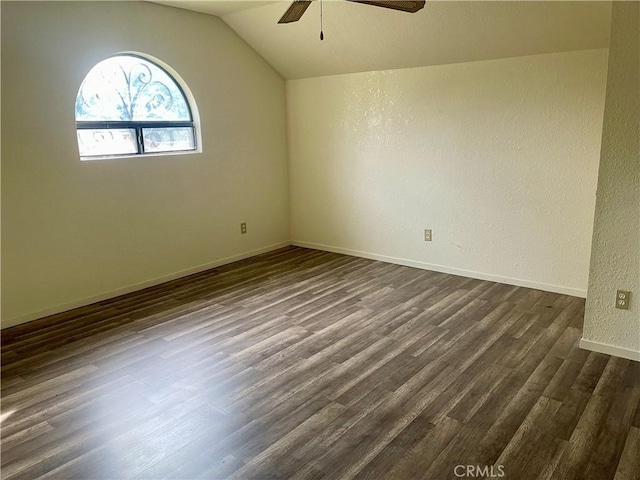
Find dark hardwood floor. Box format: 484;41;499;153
1;246;639;480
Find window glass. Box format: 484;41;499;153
77;128;138;157
142;127;196;153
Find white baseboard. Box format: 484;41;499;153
2;242;291;330
579;338;640;362
4;240;589;330
291;240;587;298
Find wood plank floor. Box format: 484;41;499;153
2;246;639;480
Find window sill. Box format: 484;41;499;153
80;148;201;162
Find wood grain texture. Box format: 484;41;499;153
2;247;639;480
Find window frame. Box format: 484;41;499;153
75;53;198;159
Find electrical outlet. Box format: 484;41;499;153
424;229;432;242
240;222;247;234
615;290;630;310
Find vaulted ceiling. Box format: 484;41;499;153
153;0;612;79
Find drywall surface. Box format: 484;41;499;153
583;2;640;359
288;50;608;296
1;1;289;327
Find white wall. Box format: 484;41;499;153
582;2;640;361
288;50;608;296
1;1;289;327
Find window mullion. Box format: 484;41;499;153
137;127;144;154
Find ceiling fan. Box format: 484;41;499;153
278;0;426;24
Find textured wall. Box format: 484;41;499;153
1;1;290;327
583;2;640;358
288;50;608;296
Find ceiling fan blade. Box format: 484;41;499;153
278;0;313;24
345;0;425;13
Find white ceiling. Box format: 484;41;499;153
154;1;612;79
153;0;279;16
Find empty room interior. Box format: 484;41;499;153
1;0;639;479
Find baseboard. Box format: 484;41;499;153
291;240;587;298
2;241;291;330
580;338;640;362
3;240;588;329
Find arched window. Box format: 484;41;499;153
75;54;198;159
